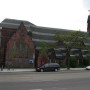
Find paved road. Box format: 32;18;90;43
0;70;90;90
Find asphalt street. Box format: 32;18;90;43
0;70;90;90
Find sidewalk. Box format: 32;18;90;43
0;68;85;72
0;68;36;72
61;68;85;70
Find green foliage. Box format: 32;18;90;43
83;58;90;66
40;41;48;48
40;42;48;53
11;49;17;58
39;41;49;60
71;31;88;50
48;43;56;49
54;31;88;69
61;64;67;68
55;31;87;49
70;57;78;68
40;41;56;53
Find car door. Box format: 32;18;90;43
48;63;54;71
44;64;49;71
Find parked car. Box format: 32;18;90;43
86;66;90;70
36;63;60;72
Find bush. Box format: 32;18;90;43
70;57;78;68
61;64;67;68
83;58;90;66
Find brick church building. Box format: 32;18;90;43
0;19;35;68
0;15;90;68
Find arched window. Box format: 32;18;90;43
12;41;29;58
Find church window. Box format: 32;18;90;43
12;41;29;58
16;60;19;63
22;60;26;63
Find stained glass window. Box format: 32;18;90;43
12;41;29;58
22;60;26;63
16;60;19;63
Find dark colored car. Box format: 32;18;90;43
36;63;60;72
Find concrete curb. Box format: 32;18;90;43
0;68;85;72
60;68;85;70
0;69;36;72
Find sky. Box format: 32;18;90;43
0;0;90;32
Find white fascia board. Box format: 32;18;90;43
1;22;30;27
32;31;54;36
32;38;57;43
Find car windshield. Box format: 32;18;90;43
41;64;49;67
44;64;49;67
50;63;59;66
40;63;59;67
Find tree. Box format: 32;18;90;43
40;42;48;53
38;41;56;65
40;41;56;55
55;31;88;69
70;57;78;68
83;57;90;66
39;42;48;59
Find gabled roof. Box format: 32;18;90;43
0;18;36;30
31;25;73;34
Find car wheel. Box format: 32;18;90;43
55;68;58;72
41;69;44;72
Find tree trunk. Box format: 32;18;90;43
66;50;70;70
78;49;83;66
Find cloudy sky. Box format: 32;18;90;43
0;0;90;32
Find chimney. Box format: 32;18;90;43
87;10;90;33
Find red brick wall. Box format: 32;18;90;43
87;28;90;33
5;23;35;68
0;28;16;66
